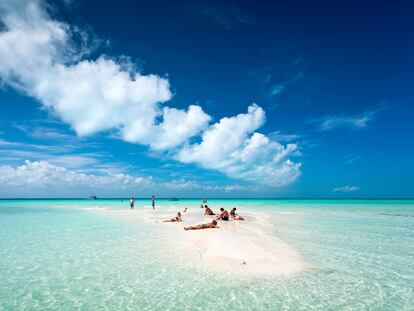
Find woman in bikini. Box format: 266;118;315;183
162;212;182;222
230;207;245;221
184;220;219;230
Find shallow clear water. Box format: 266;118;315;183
0;199;413;310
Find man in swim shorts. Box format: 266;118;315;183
184;220;219;230
216;208;229;221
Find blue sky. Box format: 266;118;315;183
0;0;413;198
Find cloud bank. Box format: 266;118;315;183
0;161;254;197
0;0;301;187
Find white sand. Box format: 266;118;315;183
96;205;307;276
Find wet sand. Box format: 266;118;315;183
97;205;306;276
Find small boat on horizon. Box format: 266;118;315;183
89;195;97;200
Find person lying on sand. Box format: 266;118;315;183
204;205;215;216
230;208;245;221
216;208;229;221
184;220;219;230
162;212;182;223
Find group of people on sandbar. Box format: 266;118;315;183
160;203;245;230
202;205;245;221
186;206;245;230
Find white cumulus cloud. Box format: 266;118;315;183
177;104;301;186
0;0;208;150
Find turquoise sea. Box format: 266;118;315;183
0;199;413;310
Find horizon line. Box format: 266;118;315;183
1;197;413;200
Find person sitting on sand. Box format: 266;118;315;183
216;208;229;221
230;208;245;221
184;220;219;230
162;212;182;223
204;205;215;216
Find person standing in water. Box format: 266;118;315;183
129;197;135;209
152;195;155;209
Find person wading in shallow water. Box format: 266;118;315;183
129;197;135;209
152;195;155;209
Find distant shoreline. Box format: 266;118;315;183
1;198;413;201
